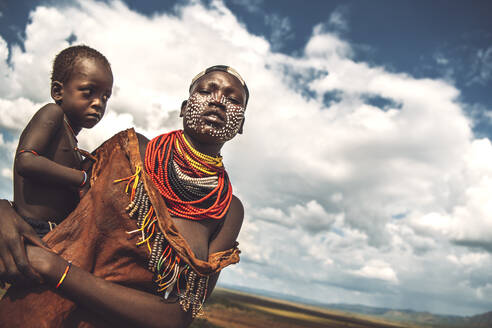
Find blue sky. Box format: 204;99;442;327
1;0;492;316
5;1;491;112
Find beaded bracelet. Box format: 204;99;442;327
56;261;72;289
18;149;39;156
79;171;87;188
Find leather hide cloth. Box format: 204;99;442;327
0;129;240;327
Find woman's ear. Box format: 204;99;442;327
51;81;64;104
180;100;188;117
238;117;245;134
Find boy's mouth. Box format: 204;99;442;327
87;113;101;121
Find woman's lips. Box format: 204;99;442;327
202;110;225;125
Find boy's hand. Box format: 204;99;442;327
79;158;94;199
0;200;44;287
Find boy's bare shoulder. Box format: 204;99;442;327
31;103;64;124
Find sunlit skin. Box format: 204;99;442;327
0;69;247;328
13;57;113;222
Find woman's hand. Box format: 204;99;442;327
0;200;44;287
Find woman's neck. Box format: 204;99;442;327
182;130;223;157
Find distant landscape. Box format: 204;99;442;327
190;287;492;328
2;285;491;327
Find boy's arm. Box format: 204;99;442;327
0;200;44;286
15;104;86;187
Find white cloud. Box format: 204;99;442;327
264;14;292;51
1;0;491;316
1;168;12;179
230;0;263;13
350;259;399;283
447;252;489;267
434;53;449;65
328;6;349;32
468;46;492;86
253;200;337;233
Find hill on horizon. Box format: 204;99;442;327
200;286;492;328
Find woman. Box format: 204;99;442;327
0;65;249;328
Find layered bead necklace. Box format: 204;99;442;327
114;129;233;317
145;130;232;221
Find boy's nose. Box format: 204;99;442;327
92;97;104;109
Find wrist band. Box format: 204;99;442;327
79;171;87;188
56;261;72;289
18;149;39;156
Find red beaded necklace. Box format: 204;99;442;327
145;130;232;220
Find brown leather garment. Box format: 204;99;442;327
0;129;240;327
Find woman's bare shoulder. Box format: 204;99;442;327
209;195;244;253
136;132;150;161
228;195;244;229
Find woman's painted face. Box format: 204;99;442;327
183;71;246;142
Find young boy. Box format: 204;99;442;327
12;45;113;238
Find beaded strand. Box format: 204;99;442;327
115;177;210;318
145;130;232;221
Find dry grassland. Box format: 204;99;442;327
190;288;420;328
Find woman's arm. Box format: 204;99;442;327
209;195;244;254
17;195;244;326
27;245;194;328
204;195;244;300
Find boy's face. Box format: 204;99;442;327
54;57;113;131
181;71;247;143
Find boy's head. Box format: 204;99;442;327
51;45;113;132
51;45;111;86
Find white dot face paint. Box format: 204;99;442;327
183;92;245;142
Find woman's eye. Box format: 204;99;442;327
227;97;240;104
198;90;210;94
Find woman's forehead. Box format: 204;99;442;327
193;71;246;95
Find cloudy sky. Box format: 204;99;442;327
1;0;492;316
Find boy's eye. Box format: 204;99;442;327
81;88;93;97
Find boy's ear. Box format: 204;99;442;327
180;100;187;117
238;117;245;134
51;81;64;103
